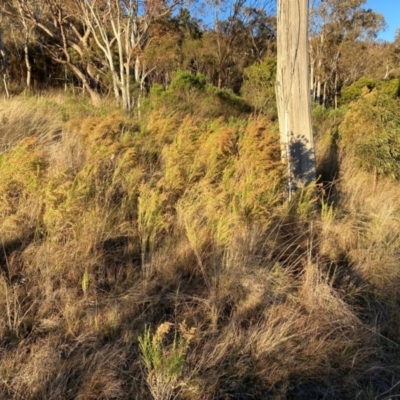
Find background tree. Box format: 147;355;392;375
389;29;400;77
186;0;275;92
310;0;384;107
241;56;276;117
0;0;393;114
78;0;183;111
0;23;10;99
1;0;104;103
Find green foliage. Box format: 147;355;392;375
353;128;400;179
320;197;334;223
289;184;318;220
241;57;277;118
379;78;400;98
206;85;252;114
149;70;252;118
340;78;400;106
340;87;400;179
312;105;347;140
340;77;377;105
139;322;195;400
150;70;207;109
169;70;207;91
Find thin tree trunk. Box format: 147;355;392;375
0;36;8;72
64;65;68;92
316;79;321;103
17;2;32;89
334;52;340;109
384;60;390;80
68;63;101;106
24;34;32;89
310;61;315;99
334;69;338;109
276;0;316;191
22;18;32;89
111;15;129;111
0;31;10;98
135;56;140;83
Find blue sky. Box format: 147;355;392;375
365;0;400;41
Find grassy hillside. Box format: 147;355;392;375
1;81;400;399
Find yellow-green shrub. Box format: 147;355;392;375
340;88;400;180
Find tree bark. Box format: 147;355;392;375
276;0;316;191
0;31;10;99
23;32;32;89
18;3;32;89
310;58;314;99
68;62;102;106
334;69;338;109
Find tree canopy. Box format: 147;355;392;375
0;0;394;110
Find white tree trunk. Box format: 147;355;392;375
276;0;316;191
24;35;31;89
68;62;102;106
310;59;315;99
0;32;10;99
317;79;321;103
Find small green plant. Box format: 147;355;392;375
320;198;334;223
138;322;195;400
287;183;318;219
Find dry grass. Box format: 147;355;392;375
0;92;399;399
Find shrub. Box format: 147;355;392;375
340;77;377;105
169;70;207;91
341;78;400;106
241;57;277;118
205;85;252;115
0;137;47;242
139;322;195;400
148;70;251;118
340;88;400;180
379;78;400;97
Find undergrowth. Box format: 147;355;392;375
0;84;400;399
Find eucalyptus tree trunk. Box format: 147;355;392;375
0;28;9;98
68;62;102;106
276;0;316;192
310;55;315;98
16;1;32;89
